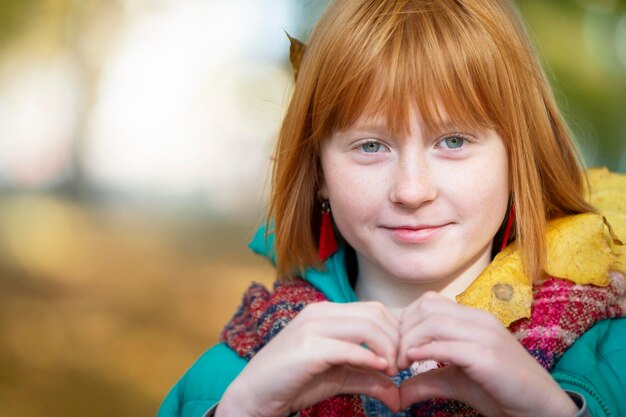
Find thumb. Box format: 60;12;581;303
341;367;402;412
398;366;457;409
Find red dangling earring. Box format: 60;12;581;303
319;201;338;260
500;201;516;252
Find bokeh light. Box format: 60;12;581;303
0;1;623;416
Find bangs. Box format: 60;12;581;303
308;0;520;142
272;0;590;281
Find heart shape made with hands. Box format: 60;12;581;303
344;296;472;410
344;292;530;412
345;295;573;416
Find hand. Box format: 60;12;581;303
216;301;402;417
396;292;579;417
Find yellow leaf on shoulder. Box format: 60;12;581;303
457;213;618;326
458;168;624;327
456;246;531;327
584;168;626;272
544;214;617;286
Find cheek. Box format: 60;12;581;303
483;150;510;211
328;172;380;219
481;176;509;234
474;176;509;228
469;169;508;206
323;156;385;207
443;153;510;228
323;165;387;238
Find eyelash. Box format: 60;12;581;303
353;133;472;154
354;139;390;154
435;133;471;150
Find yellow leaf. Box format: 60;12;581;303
457;168;625;327
543;214;616;286
285;31;306;81
458;213;618;326
585;167;626;197
584;168;626;271
457;246;532;327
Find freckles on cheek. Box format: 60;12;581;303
478;184;509;226
328;163;379;197
329;173;380;223
331;179;370;208
465;155;509;195
451;169;509;219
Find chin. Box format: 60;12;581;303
389;266;449;284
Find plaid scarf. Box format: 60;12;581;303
221;272;624;416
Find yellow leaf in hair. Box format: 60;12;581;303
456;246;532;327
544;214;617;286
284;31;306;81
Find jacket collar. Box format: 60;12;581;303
248;224;358;303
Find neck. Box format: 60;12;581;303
354;245;492;317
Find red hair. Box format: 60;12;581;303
268;0;593;280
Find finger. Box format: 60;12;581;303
405;340;482;371
340;366;402;412
318;339;390;373
398;366;456;408
298;309;399;374
320;318;397;368
399;365;499;415
397;315;493;369
403;341;570;417
308;301;400;347
400;292;495;336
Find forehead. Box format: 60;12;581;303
320;48;496;140
338;96;487;138
308;1;509;144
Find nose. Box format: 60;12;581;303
389;158;438;208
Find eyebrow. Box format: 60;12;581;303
348;122;389;133
348;118;466;135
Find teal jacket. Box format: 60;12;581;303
157;226;626;417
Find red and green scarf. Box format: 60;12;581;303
221;272;624;416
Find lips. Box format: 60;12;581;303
382;223;450;243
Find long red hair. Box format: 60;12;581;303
268;0;593;280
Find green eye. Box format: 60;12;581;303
443;136;465;149
361;141;382;153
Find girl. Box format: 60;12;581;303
158;0;626;416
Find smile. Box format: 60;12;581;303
382;224;450;244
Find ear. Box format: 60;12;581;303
317;164;329;200
317;182;329;200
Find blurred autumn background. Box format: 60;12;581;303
0;0;624;416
